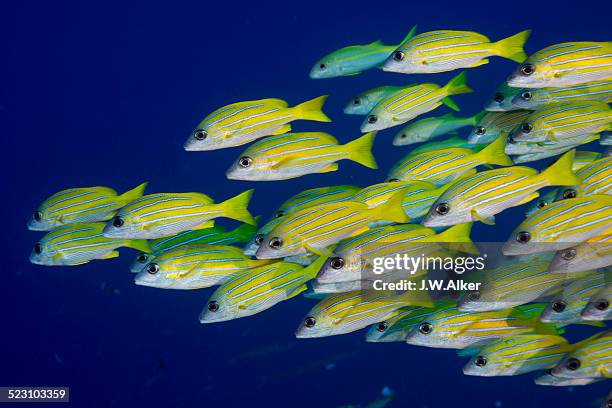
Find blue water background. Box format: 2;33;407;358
6;1;611;406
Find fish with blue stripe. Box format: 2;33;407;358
392;112;485;146
382;29;531;74
184;96;331;151
316;223;475;285
550;235;612;274
310;26;417;78
554;156;612;200
365;304;440;343
423;150;580;228
129;223;257;273
225;132;377;181
360;72;473;133
502;194;612;256
243;185;360;256
344;86;406;115
540;270;609;326
134;244;271;289
510;101;612;143
462;333;599;377
404;303;561;349
256;190;410;259
295;289;433;338
467;110;531;145
581;284;612;322
30;222;151;266
387;136;513;186
511;80;612;110
28;182;147;231
550;329;612;379
102;189;256;239
507;41;612;88
200;257;326;323
458;257;570;312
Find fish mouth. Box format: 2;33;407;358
27;220;48;231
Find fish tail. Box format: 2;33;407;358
219;190;257;225
377;190;411;224
124;239;152;253
475;136;513;166
493;30;531;63
398;25;418;46
301;256;328;279
118;182;148;205
292;95;332;122
468;110;487;125
443;72;473;96
432;223;479;254
538;150;582;187
344;131;378;169
227;220;259;243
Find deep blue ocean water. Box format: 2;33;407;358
6;1;611;407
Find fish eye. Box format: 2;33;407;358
475;126;486;135
387;178;400;183
475;356;488;367
435;203;450;215
467;291;480;301
393;51;405;61
507;134;516;144
551;300;566;313
595;299;609;311
353;99;361;105
269;237;283;249
146;263;160;275
536;200;548;209
521;122;533;133
239;156;252;168
561;248;576;260
34;243;42;254
562;189;577;199
515;231;531;244
304;316;316;328
319;63;326;70
493;93;504;103
565;357;580;371
112;216;124;228
137;253;149;263
208;301;219;312
330;257;345;270
194;129;207;140
419;322;433;335
607;399;612;408
520;63;535;76
33;211;42;222
255;234;264;245
367;115;378;124
274;210;286;218
376;322;388;332
521;91;533;101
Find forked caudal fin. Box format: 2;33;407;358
493;30;531;63
475;136;514;166
293;95;332;122
344;132;378;169
219;190;257;225
538;150;582;187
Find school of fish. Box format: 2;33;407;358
27;26;612;402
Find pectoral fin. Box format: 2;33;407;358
471;210;495;225
304;243;335;258
271;124;292;135
100;250;120;259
